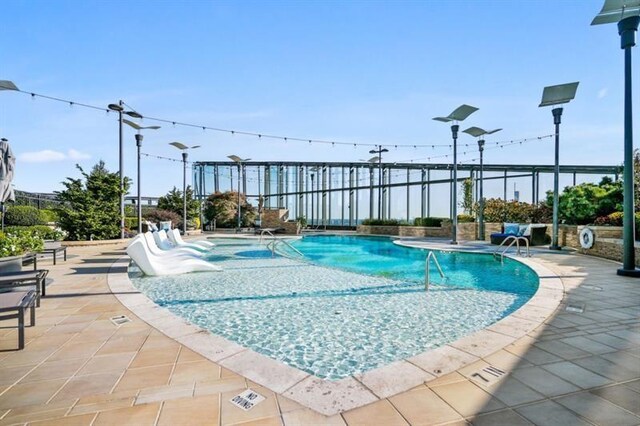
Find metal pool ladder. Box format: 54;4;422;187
425;251;445;291
493;235;530;262
260;231;304;259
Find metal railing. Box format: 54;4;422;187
493;235;530;261
259;230;304;259
425;251;445;291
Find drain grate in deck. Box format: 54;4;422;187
110;315;132;326
565;304;585;313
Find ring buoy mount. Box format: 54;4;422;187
579;227;594;249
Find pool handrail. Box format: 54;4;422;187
425;251;445;291
493;235;530;261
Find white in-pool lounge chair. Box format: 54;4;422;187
170;229;215;248
141;232;204;258
165;229;209;252
126;239;221;276
153;230;175;250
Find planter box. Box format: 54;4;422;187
0;255;23;273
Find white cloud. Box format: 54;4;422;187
598;88;608;99
18;149;91;163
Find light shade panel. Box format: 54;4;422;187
592;0;640;25
539;82;579;107
433;104;479;123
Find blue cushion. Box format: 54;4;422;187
504;223;519;235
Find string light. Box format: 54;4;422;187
15;88;451;149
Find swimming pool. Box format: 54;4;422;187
130;235;538;380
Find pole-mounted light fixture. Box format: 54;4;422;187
170;142;201;234
433;104;479;244
108;101;145;239
592;0;640;277
0;81;19;91
123;119;161;234
462;126;502;241
368;146;389;220
227;155;251;230
538;82;579;251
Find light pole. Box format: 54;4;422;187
228;155;251;230
539;82;579;250
462;127;502;241
107;102;143;239
433;105;479;244
593;0;640;277
170;142;201;234
123;119;160;233
368;146;388;220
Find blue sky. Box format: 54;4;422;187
0;0;632;217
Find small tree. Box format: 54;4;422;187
157;186;200;228
460;178;474;215
56;161;129;241
203;191;256;227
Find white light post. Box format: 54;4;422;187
170;142;201;234
228;155;251;230
108;102;143;238
123;119;160;233
462;126;502;241
539;82;579;250
592;0;640;276
433;105;479;244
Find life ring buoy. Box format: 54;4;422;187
579;227;595;249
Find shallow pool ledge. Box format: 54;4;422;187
107;251;564;416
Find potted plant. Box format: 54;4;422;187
0;229;44;273
296;215;307;235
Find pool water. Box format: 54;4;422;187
130;235;538;380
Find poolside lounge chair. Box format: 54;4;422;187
0;290;36;350
165;229;209;252
126;239;221;276
153;230;175;250
0;270;49;307
141;232;204;258
170;229;215;249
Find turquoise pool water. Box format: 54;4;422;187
130;235;539;380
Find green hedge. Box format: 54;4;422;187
361;219;410;226
39;209;59;223
457;214;475;223
124;217;138;230
4;206;48;226
413;217;448;227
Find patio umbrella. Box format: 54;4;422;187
0;138;16;231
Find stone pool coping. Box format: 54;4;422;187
107;238;565;416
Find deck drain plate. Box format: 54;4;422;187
565;304;585;313
582;285;603;291
469;365;507;387
230;389;265;411
110;315;132;326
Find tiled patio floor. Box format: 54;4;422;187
0;239;638;425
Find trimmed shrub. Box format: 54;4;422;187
594;212;624;226
39;209;59;223
361;219;400;226
413;217;447;227
144;209;181;227
457;214;475;223
124;217;138;230
4;225;65;241
0;229;44;257
4;206;47;226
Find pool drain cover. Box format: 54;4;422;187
110;315;132;326
230;389;265;411
582;285;603;291
469;365;507;387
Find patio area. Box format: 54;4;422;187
0;239;638;425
